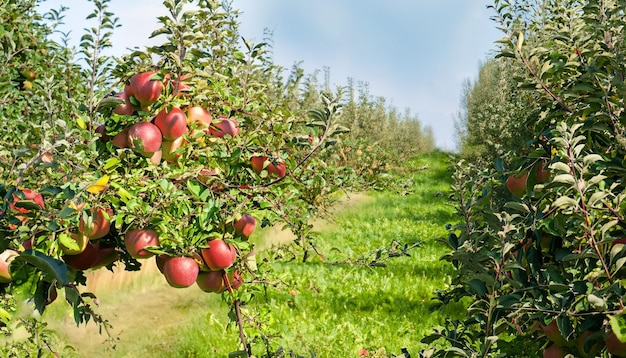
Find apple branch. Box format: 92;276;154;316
490;9;573;114
233;299;250;357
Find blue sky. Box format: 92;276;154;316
40;0;502;150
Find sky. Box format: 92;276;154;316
39;0;503;150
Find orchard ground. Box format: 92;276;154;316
45;151;464;357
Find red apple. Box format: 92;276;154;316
129;71;163;108
200;239;236;271
95;124;110;142
149;150;162;165
224;270;243;291
40;151;53;163
128;122;162;157
171;79;191;97
124;229;160;259
156;254;171;273
63;242;101;270
161;136;185;162
536;162;551;183
21;238;35;251
0;249;19;283
267;159;286;178
112;90;134;116
543;344;565;358
251;156;267;174
506;173;528;198
233;214;257;238
79;207;113;239
540;320;568;346
9;189;44;213
607;332;626;357
111;128;130;148
90;247;120;269
209;116;239;138
162;256;200;288
187;106;213;129
612;238;626;247
44;285;58;306
196;270;226;293
154;107;188;140
576;330;600;357
164;73;191;97
197;168;219;185
196;270;241;293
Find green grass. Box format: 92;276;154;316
45;151;464;357
161;151;466;357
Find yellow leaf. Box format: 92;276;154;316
87;175;109;194
76;116;87;130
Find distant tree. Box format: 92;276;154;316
455;57;536;165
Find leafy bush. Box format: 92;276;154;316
426;0;626;357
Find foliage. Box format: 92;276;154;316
425;0;626;356
455;58;535;165
0;0;436;356
338;78;435;190
0;0;95;354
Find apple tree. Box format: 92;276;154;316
1;0;354;356
423;0;626;357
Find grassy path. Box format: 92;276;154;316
240;151;463;356
46;151;461;357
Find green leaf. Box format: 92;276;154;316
444;347;470;357
103;158;120;170
465;278;488;296
550;162;570;173
58;233;80;253
116;186;132;201
498;294;521;308
609;313;626;342
587;191;607;207
552;174;576;185
150;27;172;38
601;220;619;236
586;174;606;187
614;257;626;275
516;31;524;51
13;250;70;285
552;196;578;209
504;201;529;213
187;179;203;198
97;96;124;110
495;51;516;59
583;154;604;166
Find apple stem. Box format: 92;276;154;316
233;299;250;357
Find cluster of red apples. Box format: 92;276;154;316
98;71;284;291
98;71;241;164
0;189;257;294
126;213;256;293
2;70;289;295
99;71;287;176
0;191;119;289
